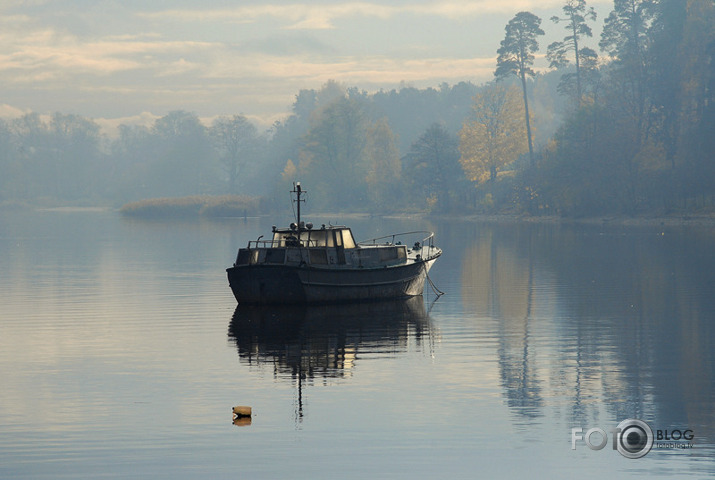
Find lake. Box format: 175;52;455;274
1;210;714;479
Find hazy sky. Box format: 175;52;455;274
0;1;611;128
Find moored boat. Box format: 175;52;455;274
226;183;442;304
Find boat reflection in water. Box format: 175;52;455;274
228;297;434;421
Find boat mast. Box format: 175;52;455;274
292;182;305;230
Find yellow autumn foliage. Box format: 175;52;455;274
459;83;528;185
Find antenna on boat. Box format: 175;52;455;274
292;182;306;231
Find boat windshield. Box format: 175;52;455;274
339;229;356;248
272;228;356;248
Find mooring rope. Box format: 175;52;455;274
423;261;444;297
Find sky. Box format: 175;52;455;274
0;0;612;131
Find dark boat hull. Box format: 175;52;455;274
226;258;437;305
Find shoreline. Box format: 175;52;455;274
293;211;715;228
3;202;714;228
431;213;715;228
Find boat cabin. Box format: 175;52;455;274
272;224;356;249
234;224;409;269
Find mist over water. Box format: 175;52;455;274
1;211;714;478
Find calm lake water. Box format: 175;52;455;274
1;210;714;479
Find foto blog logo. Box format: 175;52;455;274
572;419;654;459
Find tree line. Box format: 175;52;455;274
1;0;713;217
0;81;480;212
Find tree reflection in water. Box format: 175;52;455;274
459;221;715;443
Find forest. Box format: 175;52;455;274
1;0;713;218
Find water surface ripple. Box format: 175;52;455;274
1;211;713;478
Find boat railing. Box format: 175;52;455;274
247;239;279;249
358;231;440;260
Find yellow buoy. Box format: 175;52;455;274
232;405;252;417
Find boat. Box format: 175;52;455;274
226;182;442;304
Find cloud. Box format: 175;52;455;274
138;3;394;30
158;57;204;77
241;55;498;85
240;33;336;56
0;0;612;124
0;25;217;82
0;103;29;118
187;39;498;88
141;1;614;29
0;0;48;9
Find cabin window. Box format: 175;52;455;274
309;249;328;264
272;232;281;246
341;229;356;249
265;248;286;264
236;249;252;265
272;233;302;247
270;229;351;248
303;230;326;247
